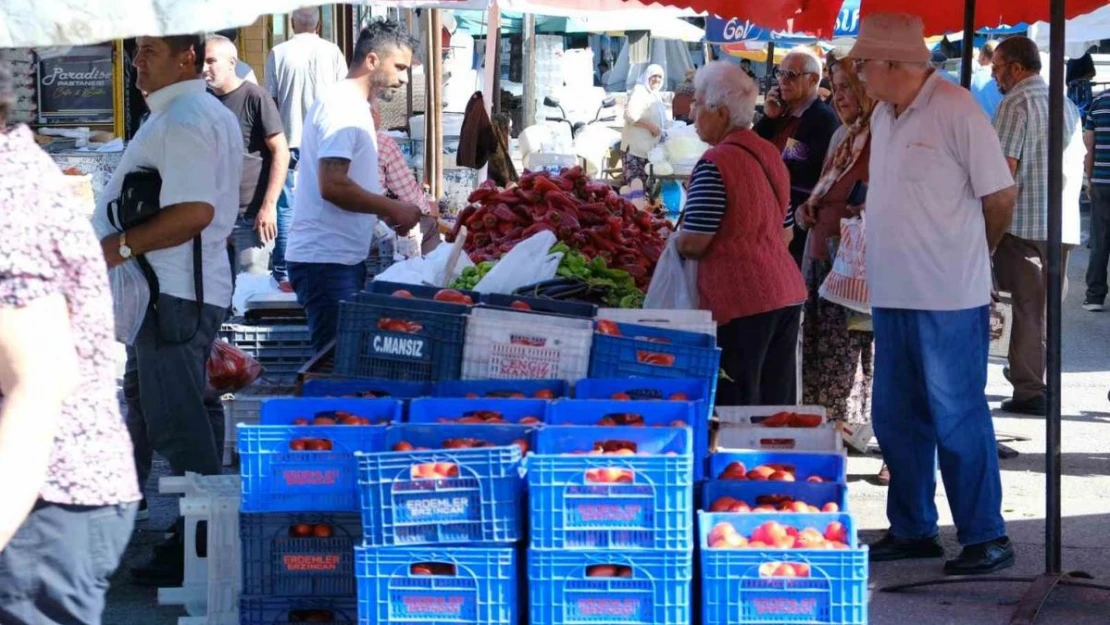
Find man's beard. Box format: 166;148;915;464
379;88;397;103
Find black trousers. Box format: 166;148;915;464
0;501;136;625
716;305;802;406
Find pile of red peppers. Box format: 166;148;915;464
448;167;671;288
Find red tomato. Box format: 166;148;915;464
433;289;471;304
289;439;307;451
290;523;313;537
597;320;621;336
312;524;333;538
393;289;414;298
306;439;333;451
510;300;532;311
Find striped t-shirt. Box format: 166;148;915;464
681;159;794;234
1085;91;1110;186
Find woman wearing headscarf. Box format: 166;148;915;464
621;64;668;185
795;49;880;477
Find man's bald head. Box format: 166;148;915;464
291;8;320;33
203;34;241;94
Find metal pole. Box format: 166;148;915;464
960;0;975;87
522;14;537;128
1044;0;1066;578
765;42;775;94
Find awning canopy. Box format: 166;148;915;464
0;0;490;48
642;0;1110;39
454;9;704;41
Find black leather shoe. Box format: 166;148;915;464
868;532;945;562
944;537;1015;575
1001;395;1046;416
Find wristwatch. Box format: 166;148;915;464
119;232;133;260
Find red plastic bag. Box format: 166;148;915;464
206;339;263;393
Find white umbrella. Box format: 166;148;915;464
565;13;704;43
0;0;489;48
1029;5;1110;58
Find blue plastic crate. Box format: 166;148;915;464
240;595;357;625
698;511;867;625
240;512;362;596
702;480;849;514
356;439;525;547
709;451;847;484
261;398;403;425
588;322;721;407
238;423;388;513
408;398;549;425
479;293;598;318
365;280;480;304
356;546;517;625
529;548;693;625
385;423;537;453
300;378;432;400
530;426;692;550
548;399;705;480
432;379;569;400
334;295;468;382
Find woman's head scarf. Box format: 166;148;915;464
806;49;875;205
637;64;666;93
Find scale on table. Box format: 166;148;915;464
242;290;305;323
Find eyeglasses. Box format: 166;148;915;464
779;69;816;82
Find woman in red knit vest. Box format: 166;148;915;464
676;62;807;406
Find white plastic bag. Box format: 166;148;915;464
644;236;699;309
819;216;870;314
474;231;562;294
109;261;150;345
373;241;474;287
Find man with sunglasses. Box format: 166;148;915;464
754;48;840;267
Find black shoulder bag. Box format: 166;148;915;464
107;167;204;344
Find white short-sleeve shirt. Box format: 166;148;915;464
91;79;242;308
265;33;348;149
285;82;381;266
866;72;1015;311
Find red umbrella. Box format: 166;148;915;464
641;0;1109;36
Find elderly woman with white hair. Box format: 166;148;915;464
676;61;807;406
754;48;841;266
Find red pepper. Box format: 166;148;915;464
533;176;560;195
483;213;499;230
473;232;491;247
492;204;519;223
621;264;647;279
513;188;539;205
522;222;555;238
497;221;515;236
588;230;618;253
552;175;575;192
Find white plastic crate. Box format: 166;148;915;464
715;405;843;453
221;384;295;466
596;308;717;338
461;307;593;380
158;473;241;625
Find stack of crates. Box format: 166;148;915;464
353;393;551;625
237;397;398;624
699;406;867;625
220;319;316;385
527;417;695;625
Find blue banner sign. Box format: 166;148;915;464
706;1;860;44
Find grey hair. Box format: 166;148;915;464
784;48;823;76
205;34;238;59
291;7;320;31
694;61;758;129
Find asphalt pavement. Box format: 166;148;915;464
102;240;1110;625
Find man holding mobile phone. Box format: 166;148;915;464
755;49;840;266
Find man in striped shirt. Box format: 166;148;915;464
1084;88;1110;311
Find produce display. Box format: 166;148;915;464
290;411;388;426
431;410;542;425
708;496;841;514
718;461;831;483
288;523;335;538
448;167;671;307
594;412;689;427
464;389;555;399
756;411;825;428
392;438;531;454
707;520;850;551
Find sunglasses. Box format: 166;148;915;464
779;69;816;82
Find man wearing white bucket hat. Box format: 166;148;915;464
849;12;1018;576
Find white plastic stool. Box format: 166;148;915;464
157;473;241;625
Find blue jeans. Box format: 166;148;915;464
272;149;299;282
288;261;367;353
871;306;1006;546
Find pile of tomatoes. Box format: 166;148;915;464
718;461;830;483
433;410;542;425
709;496;840;514
757;412;825;428
287;523;335;539
707;519;850;552
585;564;635;577
392;438;530;455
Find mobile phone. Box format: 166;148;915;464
847;180;868;207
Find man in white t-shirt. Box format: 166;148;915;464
266;7;349;284
91;34;242;585
286;19;422;351
849;14;1018;576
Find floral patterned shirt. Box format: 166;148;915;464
0;125;141;506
